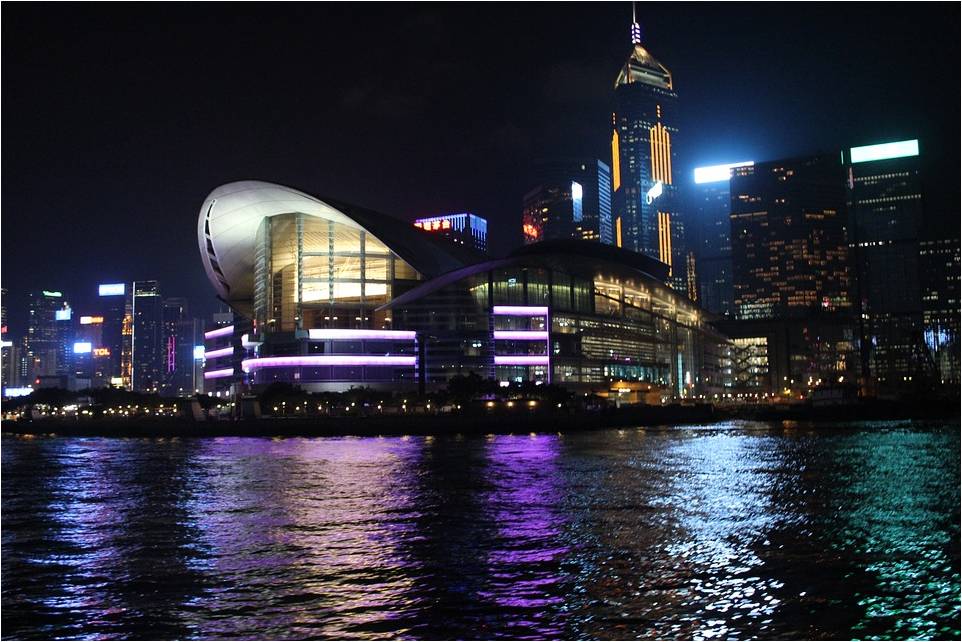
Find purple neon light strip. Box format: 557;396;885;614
204;368;234;379
492;305;549;316
307;329;417;340
204;347;233;359
204;325;234;339
242;355;417;372
494;355;550;366
493;330;549;340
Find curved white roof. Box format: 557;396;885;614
198;180;477;315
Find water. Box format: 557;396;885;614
2;421;959;640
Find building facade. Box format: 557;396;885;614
413;213;488;253
845;139;933;392
726;154;856;394
918;237;960;386
690;161;754;317
26;290;72;383
521;159;613;246
131;280;163;392
611;16;687;292
199;181;729;399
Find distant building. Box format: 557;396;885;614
521;159;613;246
26;290;71;383
689;161;754;317
725;154;856;395
413;213;488;253
161;297;201;396
919;237;960;386
845;139;933;392
97;282;128;387
611;12;687;292
131;280;163;392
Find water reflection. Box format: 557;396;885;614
2;422;958;640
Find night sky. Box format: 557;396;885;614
3;3;959;334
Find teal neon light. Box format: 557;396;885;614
850;139;919;164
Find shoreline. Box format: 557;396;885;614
2;399;958;438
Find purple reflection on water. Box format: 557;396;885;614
479;434;568;633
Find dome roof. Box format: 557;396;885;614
197;181;478;315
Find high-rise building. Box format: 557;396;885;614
730;155;851;320
161;297;201;396
521;159;613;245
0;287;12;390
97;282;128;387
721;154;856;395
611;11;686;291
413;213;488;253
845;139;933;392
131;280;163;392
690;161;754;317
26;290;72;383
919;237;960;386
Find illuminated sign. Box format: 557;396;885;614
849;139;919;164
109;377;124;387
522;223;539;240
98;283;126;296
80;316;104;325
4;387;33;398
414;218;452;231
93;348;110;357
42;290;62;298
572;181;583;222
73;342;92;354
693;161;754;184
194;345;206;360
646;180;664;204
55;309;72;321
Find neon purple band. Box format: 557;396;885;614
242;355;417;372
204;368;234;379
492;306;549;316
493;331;549;340
204;326;234;339
204;347;233;359
307;329;417;340
494;355;550;366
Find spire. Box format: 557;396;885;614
630;1;641;44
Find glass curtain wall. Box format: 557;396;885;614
253;214;421;333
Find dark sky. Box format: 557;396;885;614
3;3;959;334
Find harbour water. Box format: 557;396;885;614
2;421;959;639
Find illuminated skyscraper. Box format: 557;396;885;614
98;282;128;386
730;155;850;320
26;290;71;382
845;139;934;391
161;297;201;396
611;9;686;291
690;162;754;317
521;159;613;245
131;280;163;392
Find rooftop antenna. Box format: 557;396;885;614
630;1;642;44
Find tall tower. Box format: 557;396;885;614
612;7;686;292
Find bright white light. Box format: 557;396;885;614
645;180;663;204
693;161;754;184
4;387;33;397
850;139;919;164
99;283;126;296
571;181;583;200
73;342;92;354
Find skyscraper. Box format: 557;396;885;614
845;139;932;391
719;154;856;395
611;10;686;291
161;297;201;396
521;159;613;245
919;237;960;386
98;282;128;387
26;290;71;383
131;280;163;392
690;161;754;317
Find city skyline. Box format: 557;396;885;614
2;4;959;333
